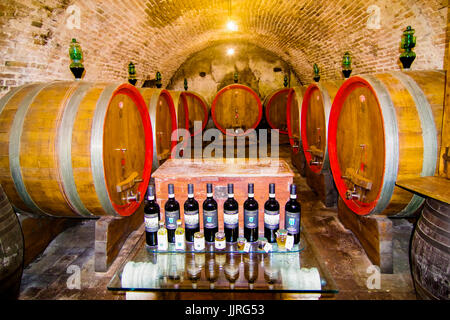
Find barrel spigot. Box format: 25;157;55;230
122;190;140;203
345;187;360;201
309;159;322;166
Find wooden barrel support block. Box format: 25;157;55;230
0;185;24;299
0;82;153;217
305;165;337;207
264;88;290;134
328;71;444;217
286;86;306;154
211;84;262;136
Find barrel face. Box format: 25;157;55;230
264;88;290;134
140;89;177;171
411;198;449;300
211;84;262;136
328;72;444;216
183;92;208;136
0;185;24;299
286;86;306;153
0;82;153;217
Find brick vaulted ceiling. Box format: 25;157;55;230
0;0;447;93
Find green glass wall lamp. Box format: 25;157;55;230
128;62;137;86
69;38;84;79
342;52;352;79
400;26;416;69
156;71;162;88
184;78;188;91
234;71;238;83
284;75;289;87
313;63;320;82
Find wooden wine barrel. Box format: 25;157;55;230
168;91;209;137
264;88;290;134
301;81;343;174
139;88;177;171
211;84;262;136
0;184;24;299
0;82;153;217
286;86;307;153
328;71;444;216
411;198;449;300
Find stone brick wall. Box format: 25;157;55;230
0;0;447;98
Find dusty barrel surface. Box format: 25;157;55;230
411;198;449;300
286;86;307;153
264;88;290;134
211;84;262;136
0;82;153;217
301;81;342;174
0;184;24;299
328;71;444;216
169;91;209;137
139;88;177;171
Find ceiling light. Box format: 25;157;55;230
227;47;235;56
226;20;238;31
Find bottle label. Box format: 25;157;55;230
203;209;218;229
175;234;185;250
285;211;300;234
184;210;199;229
264;209;280;230
165;210;179;230
157;233;168;251
224;209;239;228
215;239;226;250
144;214;159;232
244;209;258;229
194;236;205;251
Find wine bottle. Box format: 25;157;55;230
144;185;160;247
223;183;239;243
184;183;200;242
165;184;180;243
203;183;218;242
264;183;280;243
284;184;301;244
244;183;258;242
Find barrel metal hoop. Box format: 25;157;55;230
318;83;331;173
91;84;120;216
57;82;93;217
9;83;54;217
416;220;450;254
0;85;27;115
364;75;399;214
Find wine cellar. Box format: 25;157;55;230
0;0;449;302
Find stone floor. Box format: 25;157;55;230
18;145;417;300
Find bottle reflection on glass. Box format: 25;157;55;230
264;183;280;243
203;183;218;242
224;253;240;290
184;184;200;242
244;253;259;290
165;184;180;243
205;254;219;289
244;183;259;242
263;254;280;290
224;184;239;243
186;253;202;289
284;184;301;244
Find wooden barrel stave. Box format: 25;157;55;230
411;198;449;299
211;84;262;136
0;184;24;299
328;71;444;216
264;88;290;134
0;82;153;217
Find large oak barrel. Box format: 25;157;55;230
301;81;343;174
139;88;177;171
211;84;262;136
411;198;449;299
0;184;24;299
328;71;444;216
169;91;209;137
286;86;307;153
264;88;290;134
0;82;153;217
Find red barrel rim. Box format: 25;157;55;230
106;83;153;217
181;91;208;137
264;88;290;135
328;76;385;216
301;83;324;173
286;87;299;154
211;84;262;136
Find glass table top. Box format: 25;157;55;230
107;232;338;295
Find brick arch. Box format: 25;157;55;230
0;0;447;95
